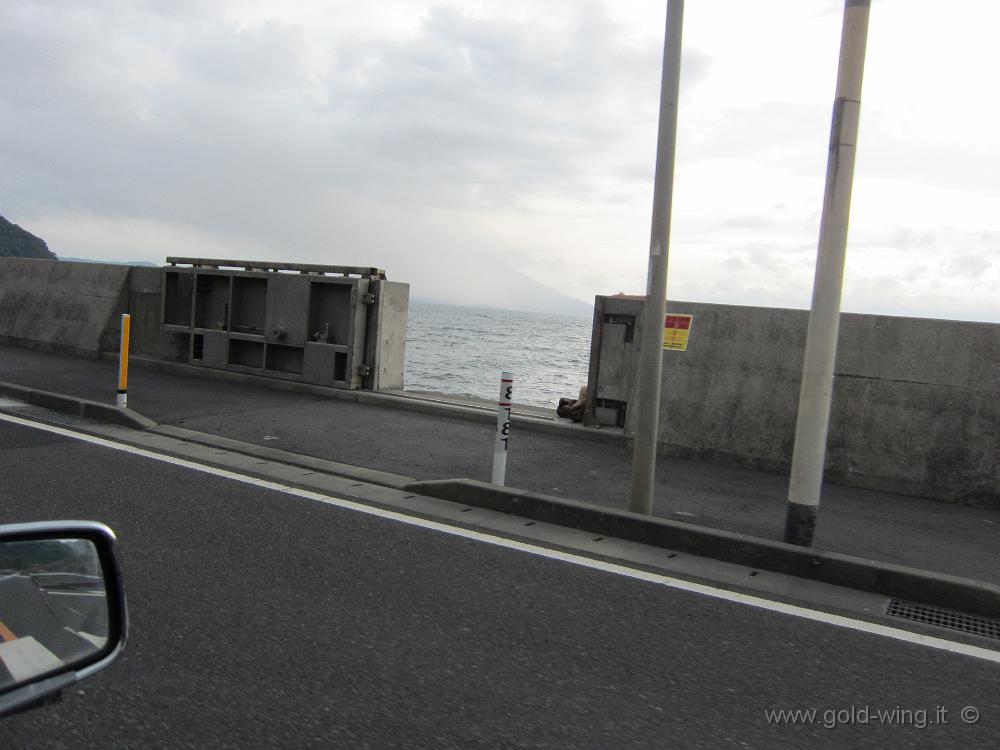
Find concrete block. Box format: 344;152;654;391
592;297;1000;505
303;342;338;385
265;274;310;346
0;258;129;357
366;280;409;391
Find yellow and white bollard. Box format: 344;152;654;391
116;313;131;407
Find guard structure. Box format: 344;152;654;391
584;294;644;429
160;258;408;391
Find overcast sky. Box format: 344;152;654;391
2;1;998;319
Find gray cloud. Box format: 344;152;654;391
4;1;996;322
5;2;715;311
857;125;1000;197
836;225;1000;321
682;101;830;172
0;1;696;299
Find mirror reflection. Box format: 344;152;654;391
0;538;109;692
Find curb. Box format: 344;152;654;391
149;425;414;491
0;380;412;491
405;478;1000;620
0;381;155;430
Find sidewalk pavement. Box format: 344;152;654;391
1;343;997;586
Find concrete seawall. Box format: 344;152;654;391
0;258;130;357
592;298;1000;506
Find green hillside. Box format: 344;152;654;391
0;214;56;259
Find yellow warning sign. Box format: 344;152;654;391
662;314;693;351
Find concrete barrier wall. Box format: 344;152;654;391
123;266;187;360
0;258;130;357
609;299;1000;505
1;258;408;391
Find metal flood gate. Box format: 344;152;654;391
161;257;409;390
584;294;644;428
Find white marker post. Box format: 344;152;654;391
492;371;513;486
117;313;131;408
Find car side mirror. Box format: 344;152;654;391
0;521;127;718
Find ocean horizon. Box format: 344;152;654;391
404;300;593;410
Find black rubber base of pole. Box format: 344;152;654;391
784;502;817;547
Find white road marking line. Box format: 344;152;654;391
4;411;1000;665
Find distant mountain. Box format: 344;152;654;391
413;266;593;317
0;215;56;259
496;268;594;316
413;287;592;318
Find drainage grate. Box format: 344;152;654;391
886;599;1000;642
6;405;97;428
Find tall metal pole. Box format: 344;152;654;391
629;0;684;515
785;0;870;546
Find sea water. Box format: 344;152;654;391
404;302;593;409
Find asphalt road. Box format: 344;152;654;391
1;418;998;749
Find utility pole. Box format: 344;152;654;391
785;0;871;546
629;0;684;515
